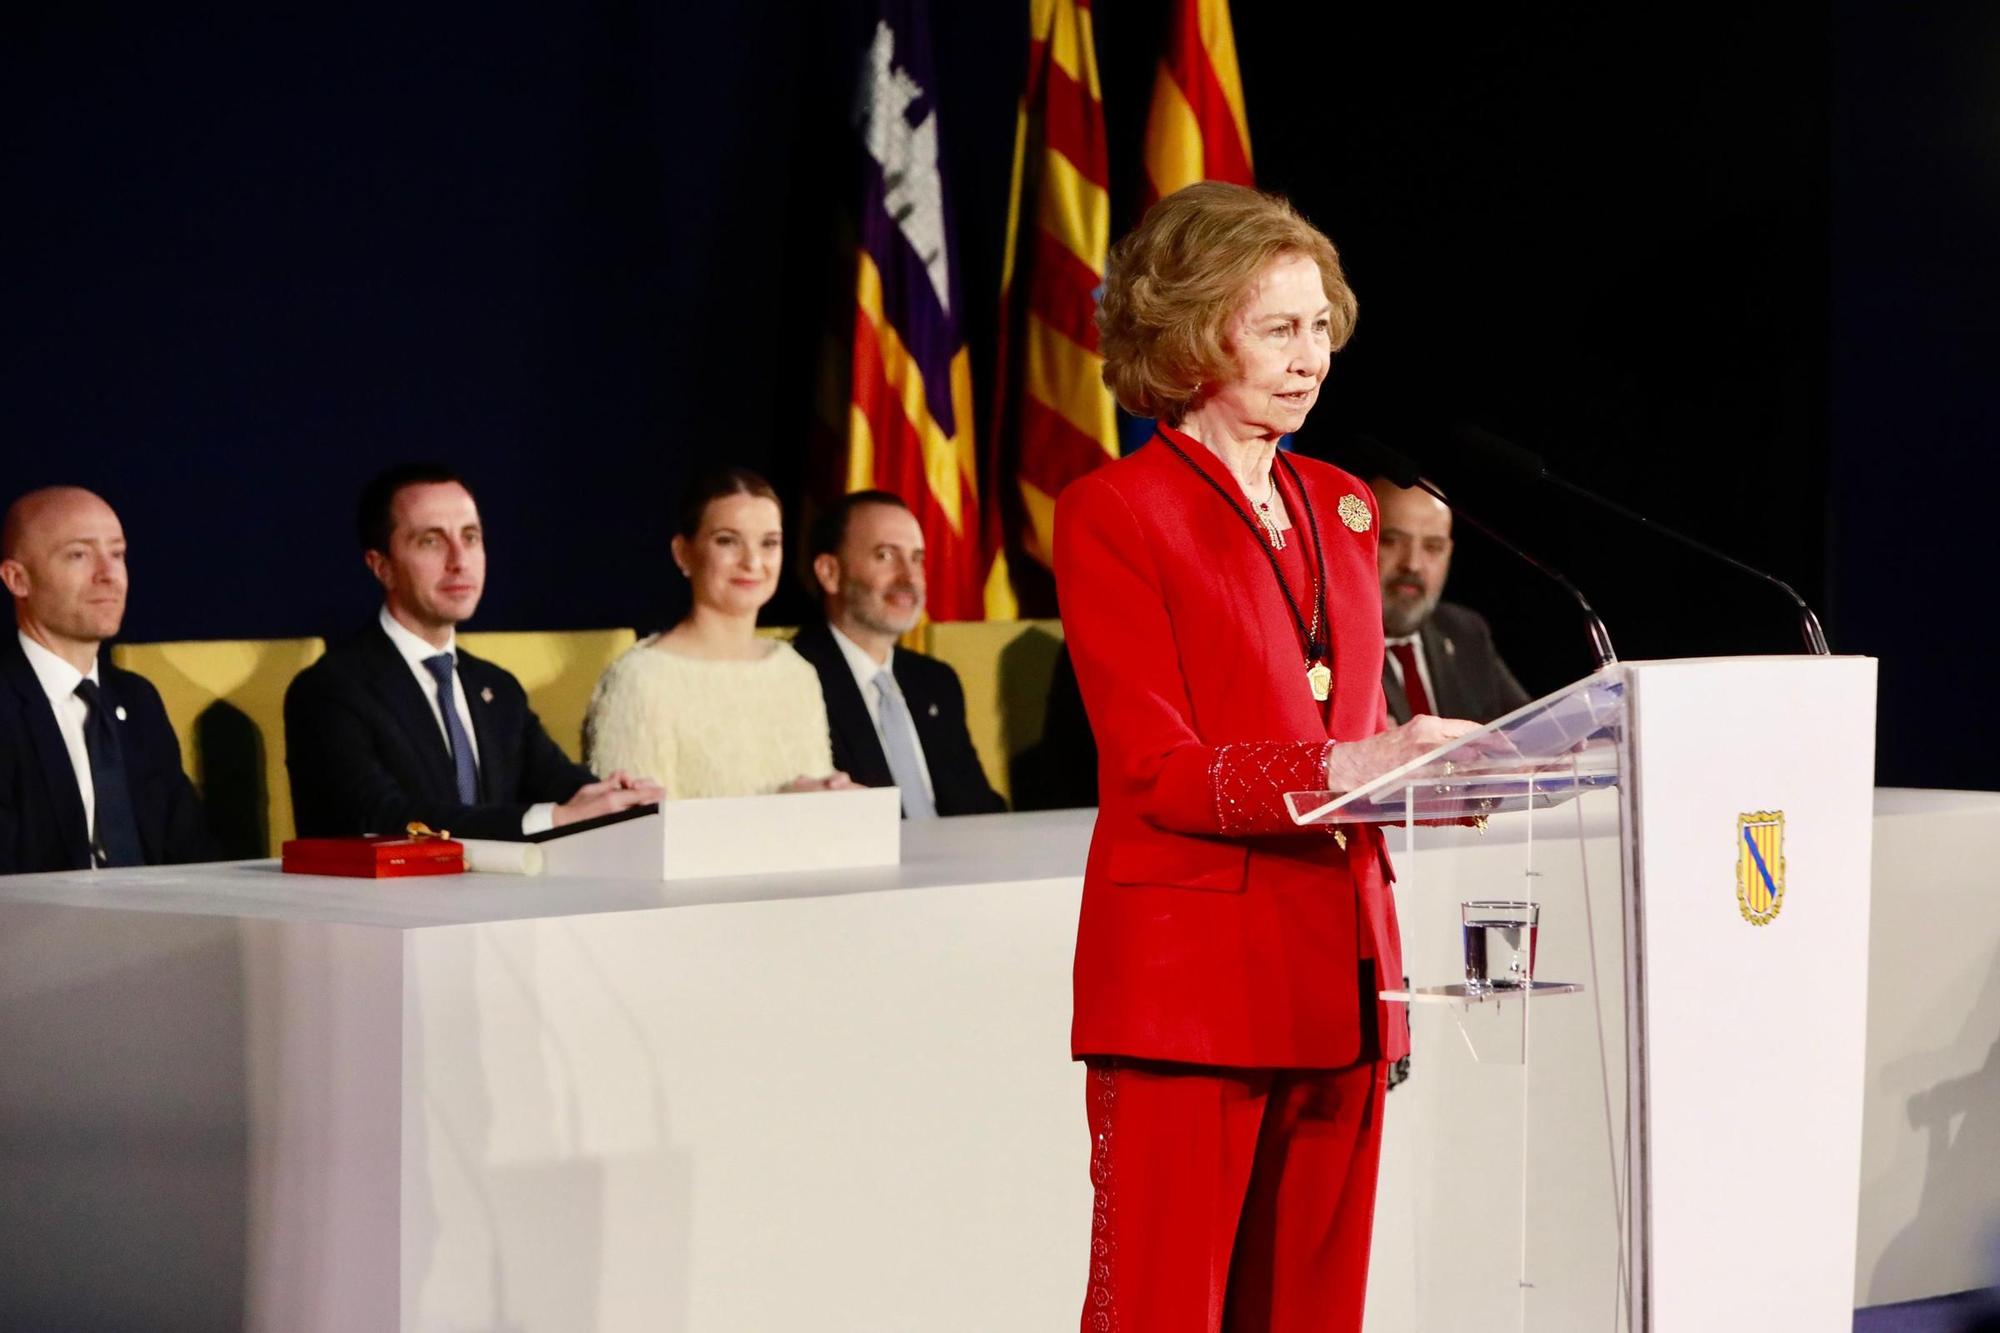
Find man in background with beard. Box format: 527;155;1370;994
791;491;1004;817
1370;475;1531;726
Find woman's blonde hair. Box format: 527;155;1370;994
1097;181;1357;425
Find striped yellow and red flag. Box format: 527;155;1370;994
1142;0;1254;205
989;0;1118;600
846;0;1013;620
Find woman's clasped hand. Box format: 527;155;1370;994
1323;713;1482;794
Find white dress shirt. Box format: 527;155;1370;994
19;632;100;844
828;623;936;804
377;606;555;835
1384;631;1440;715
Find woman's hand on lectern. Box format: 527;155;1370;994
1324;715;1481;794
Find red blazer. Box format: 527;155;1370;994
1054;427;1404;1070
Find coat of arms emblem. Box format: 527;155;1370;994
1736;810;1786;926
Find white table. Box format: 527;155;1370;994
0;812;1094;1333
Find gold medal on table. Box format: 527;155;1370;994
1306;661;1332;701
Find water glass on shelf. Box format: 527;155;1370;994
1462;900;1539;993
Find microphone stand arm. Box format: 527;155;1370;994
1542;474;1830;656
1414;479;1619;670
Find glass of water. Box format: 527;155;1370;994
1462;900;1540;993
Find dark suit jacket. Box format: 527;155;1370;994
0;633;214;874
1382;601;1531;726
284;623;593;839
789;619;1005;816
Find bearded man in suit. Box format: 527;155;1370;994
285;463;661;839
1371;475;1531;725
789;491;1003;818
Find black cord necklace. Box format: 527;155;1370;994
1158;434;1334;701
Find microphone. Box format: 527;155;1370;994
1452;425;1831;655
1348;434;1618;670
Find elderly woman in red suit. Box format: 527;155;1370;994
1055;181;1476;1332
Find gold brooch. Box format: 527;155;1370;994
1337;494;1371;532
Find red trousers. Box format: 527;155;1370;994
1080;1058;1388;1333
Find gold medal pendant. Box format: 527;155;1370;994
1306;661;1332;701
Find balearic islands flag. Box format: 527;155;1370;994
990;0;1119;592
1142;0;1254;205
847;1;1009;620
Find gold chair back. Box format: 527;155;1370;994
919;618;1066;807
456;627;640;763
110;637;327;856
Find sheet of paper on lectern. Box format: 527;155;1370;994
1287;667;1626;826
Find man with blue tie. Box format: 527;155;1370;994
285;464;661;839
790;491;1004;818
0;486;213;873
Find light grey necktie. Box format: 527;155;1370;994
873;669;937;820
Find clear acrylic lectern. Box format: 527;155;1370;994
1288;657;1879;1333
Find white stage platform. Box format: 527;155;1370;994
0;792;1994;1330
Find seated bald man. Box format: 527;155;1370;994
1371;475;1531;725
0;486;214;873
285;463;661;839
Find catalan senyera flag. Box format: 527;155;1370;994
1142;0;1254;205
990;0;1118;591
847;1;1013;620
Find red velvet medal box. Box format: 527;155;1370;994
281;835;465;878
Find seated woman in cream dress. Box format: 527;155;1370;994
585;468;853;799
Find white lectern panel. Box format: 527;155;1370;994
1626;656;1877;1332
1304;654;1879;1332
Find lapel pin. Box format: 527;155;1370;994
1337;494;1372;533
115;706;127;721
927;703;939;717
480;687;494;704
1444;639;1457;657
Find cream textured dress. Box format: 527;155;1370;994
584;637;836;799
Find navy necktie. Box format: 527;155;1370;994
72;678;145;867
421;654;480;804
